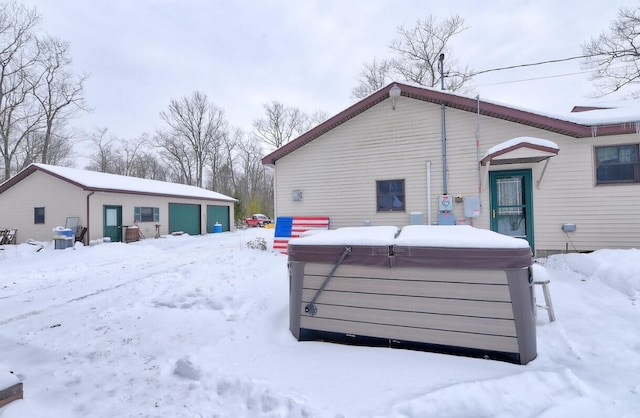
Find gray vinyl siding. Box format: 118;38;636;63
273;95;640;254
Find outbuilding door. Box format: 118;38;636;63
489;169;534;251
169;203;201;235
207;205;230;232
103;205;122;242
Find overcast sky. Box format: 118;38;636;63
21;0;638;149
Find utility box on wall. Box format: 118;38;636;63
438;212;456;225
439;195;453;211
463;196;481;218
409;212;424;225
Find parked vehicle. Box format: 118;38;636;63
245;214;272;227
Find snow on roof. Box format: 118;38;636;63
473;93;640;126
32;164;236;202
483;137;559;159
290;225;530;249
560;99;640;125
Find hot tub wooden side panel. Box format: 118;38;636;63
298;263;520;353
303;275;512;302
304;263;510;285
290;259;535;364
299;303;518;337
299;317;519;353
300;288;515;319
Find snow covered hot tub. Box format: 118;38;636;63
288;225;536;364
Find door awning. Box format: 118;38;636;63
481;137;559;166
480;137;560;189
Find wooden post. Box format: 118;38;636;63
0;382;23;408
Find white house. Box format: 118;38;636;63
0;164;236;244
262;82;640;256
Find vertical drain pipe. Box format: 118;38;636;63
439;53;448;195
476;95;482;196
86;191;94;243
426;161;432;225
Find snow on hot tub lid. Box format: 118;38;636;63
289;226;399;246
289;225;529;249
394;225;531;249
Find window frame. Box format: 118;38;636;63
134;206;160;222
34;207;45;224
595;144;640;185
376;179;406;212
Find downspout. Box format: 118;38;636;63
86;191;94;243
474;95;481;227
476;95;482;196
272;163;277;223
439;53;448;195
426;161;432;225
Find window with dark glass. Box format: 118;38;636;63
34;207;45;224
376;179;405;211
134;207;159;222
595;145;640;184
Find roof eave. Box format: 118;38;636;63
261;82;638;166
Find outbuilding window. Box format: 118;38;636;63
134;207;160;222
34;207;45;224
595;145;640;184
377;179;405;211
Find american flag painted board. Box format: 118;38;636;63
273;216;330;254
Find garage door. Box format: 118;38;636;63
169;203;201;235
207;205;230;233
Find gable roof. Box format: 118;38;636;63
262;82;638;166
0;163;236;202
480;137;560;166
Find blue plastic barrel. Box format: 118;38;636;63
213;223;222;233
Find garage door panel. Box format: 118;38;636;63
169;203;201;235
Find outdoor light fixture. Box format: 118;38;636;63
389;84;401;110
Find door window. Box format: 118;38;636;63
106;208;118;226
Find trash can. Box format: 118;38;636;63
54;238;74;249
213;223;222;233
53;227;74;249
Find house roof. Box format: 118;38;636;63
480;137;560;166
0;164;237;202
262;82;639;166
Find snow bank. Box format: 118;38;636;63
0;229;638;417
547;249;640;300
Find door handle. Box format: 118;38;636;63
492;210;496;218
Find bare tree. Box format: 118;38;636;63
0;1;41;180
295;109;331;134
582;6;640;96
351;58;394;99
208;127;240;196
85;128;124;174
351;14;473;99
129;151;169;181
16;130;73;169
0;3;86;180
253;101;308;149
31;36;88;164
157;91;226;187
235;134;273;218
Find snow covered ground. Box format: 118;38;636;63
0;228;638;417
